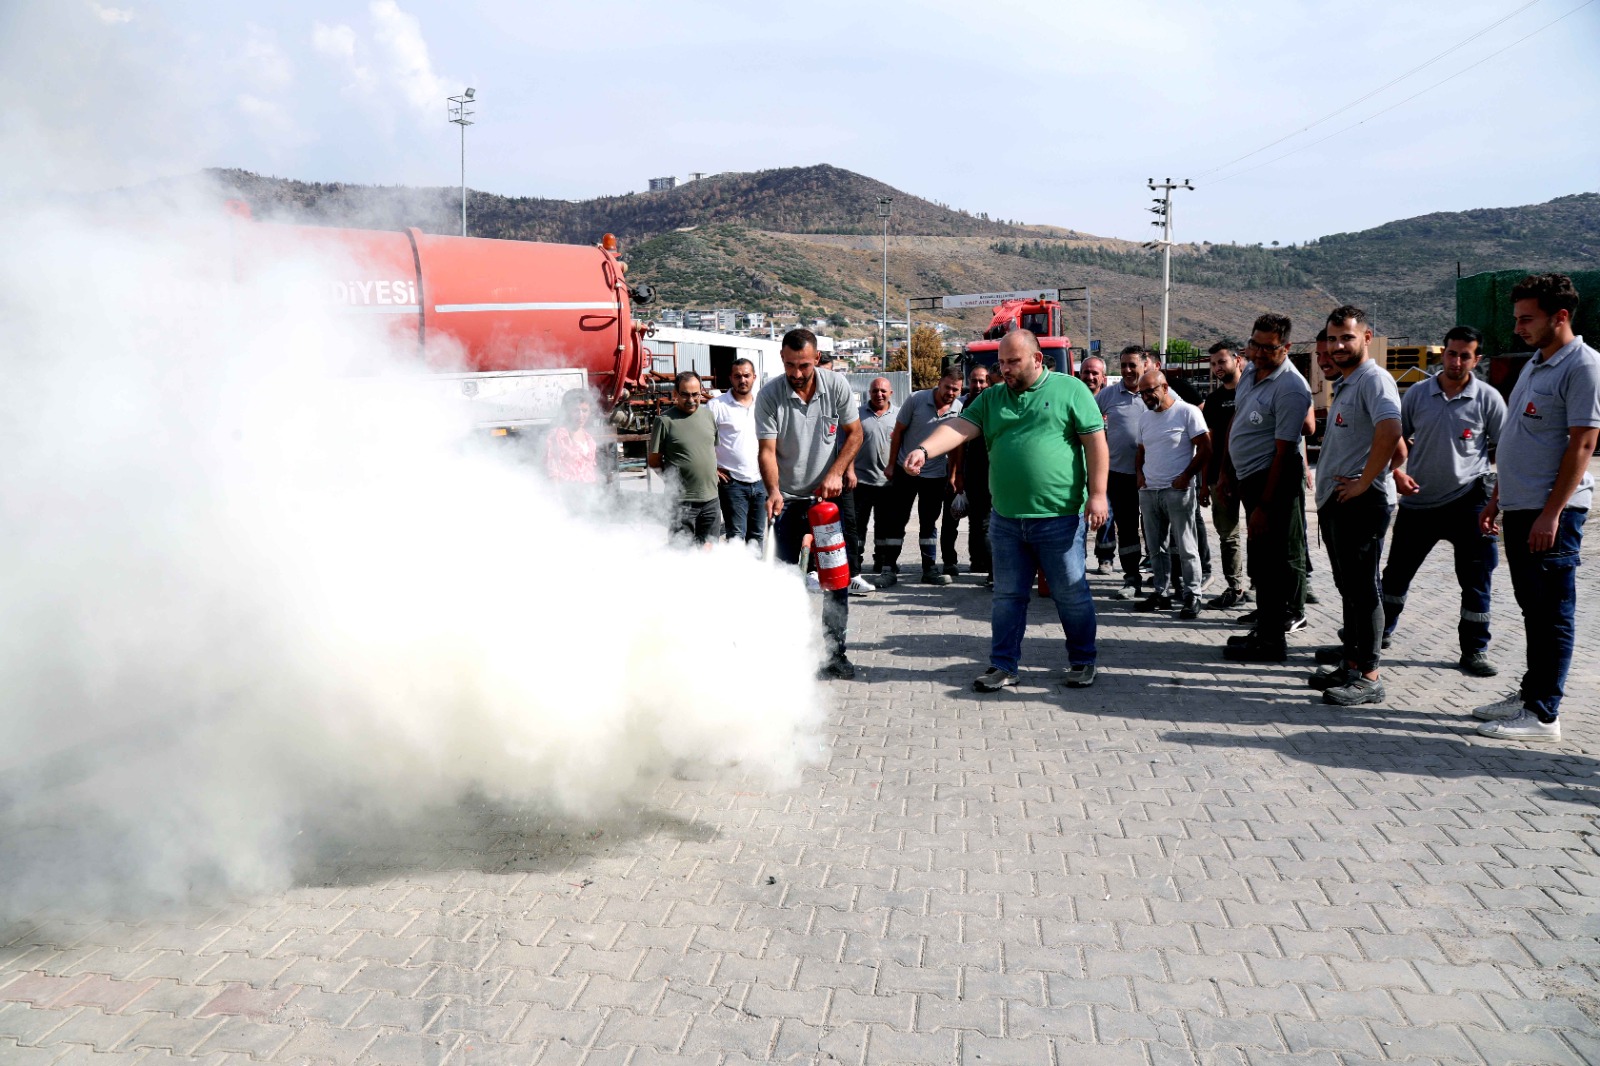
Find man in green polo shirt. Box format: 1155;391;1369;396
902;330;1109;691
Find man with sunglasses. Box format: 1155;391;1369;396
1219;314;1313;663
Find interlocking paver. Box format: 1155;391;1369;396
4;504;1600;1064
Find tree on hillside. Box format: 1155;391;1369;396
888;325;945;389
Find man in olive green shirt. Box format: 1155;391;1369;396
649;371;720;544
902;330;1110;691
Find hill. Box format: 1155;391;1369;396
210;164;1036;244
202;167;1600;351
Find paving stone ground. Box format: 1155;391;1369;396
3;506;1599;1065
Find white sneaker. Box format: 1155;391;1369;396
1478;709;1560;743
805;572;821;593
1471;691;1524;721
1111;582;1138;601
848;574;875;595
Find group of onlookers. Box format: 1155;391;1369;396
639;273;1596;743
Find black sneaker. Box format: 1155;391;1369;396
1136;593;1174;612
1237;609;1259;625
1323;676;1385;706
1227;631;1257;647
1460;651;1498;677
1178;595;1200;620
1314;645;1347;665
1208;587;1246;610
923;566;953;586
943;563;961;579
974;667;1017;692
818;655;857;681
1304;590;1320;605
872;565;898;589
1223;638;1286;663
1284;616;1307;634
1063;664;1097;688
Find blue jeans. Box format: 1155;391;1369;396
989;511;1097;673
1503;508;1586;722
1382;485;1497;654
719;478;766;547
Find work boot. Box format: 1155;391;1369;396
872;564;898;589
1459;650;1498;677
943;563;961;580
923;565;952;586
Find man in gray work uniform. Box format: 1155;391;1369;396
853;376;899;583
757;329;863;680
1380;325;1506;677
1474;273;1600;742
1309;305;1402;706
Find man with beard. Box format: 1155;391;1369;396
1308;306;1402;706
1098;346;1150;598
1077;355;1117;573
710;358;764;550
1202;340;1249;609
1474;274;1600;742
1377;326;1505;678
1221;314;1313;663
758;329;863;680
944;362;993;582
649;371;721;545
900;330;1108;690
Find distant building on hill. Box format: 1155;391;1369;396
648;176;676;192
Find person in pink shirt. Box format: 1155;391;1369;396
545;389;600;484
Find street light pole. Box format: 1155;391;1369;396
447;88;476;237
876;196;892;362
1145;177;1192;356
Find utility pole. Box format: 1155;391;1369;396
876;196;892;361
1144;177;1192;356
447;88;477;236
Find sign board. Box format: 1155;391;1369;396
941;289;1059;310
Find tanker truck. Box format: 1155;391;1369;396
227;201;658;434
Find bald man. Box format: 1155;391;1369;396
902;331;1109;690
1134;369;1211;618
853;376;899;582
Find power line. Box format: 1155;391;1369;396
1195;0;1544;180
1207;0;1595;186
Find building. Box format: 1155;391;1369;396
657;309;684;327
743;311;766;330
644;327;835;391
648;176;676;192
715;309;738;332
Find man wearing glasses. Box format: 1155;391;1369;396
1219;315;1313;663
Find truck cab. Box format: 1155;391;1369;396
957;298;1075;376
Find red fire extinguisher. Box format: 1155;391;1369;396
808;498;850;592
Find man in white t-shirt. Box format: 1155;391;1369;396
1134;370;1212;618
709;358;764;549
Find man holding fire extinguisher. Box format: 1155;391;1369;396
757;329;864;681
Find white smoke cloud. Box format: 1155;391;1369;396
0;192;826;917
312;1;456;124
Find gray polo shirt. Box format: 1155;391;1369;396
755;369;860;499
1498;335;1600;512
1229;359;1312;480
1399;373;1506;509
894;391;964;479
1315;358;1403;508
854;403;899;487
1096;382;1144;475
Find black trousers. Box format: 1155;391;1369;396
942;487;993;574
1106;470;1143;582
1320;491;1395;673
854;482;893;571
1238;456;1306;651
775;499;849;660
881;474;951;568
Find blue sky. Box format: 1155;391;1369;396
4;0;1597;244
